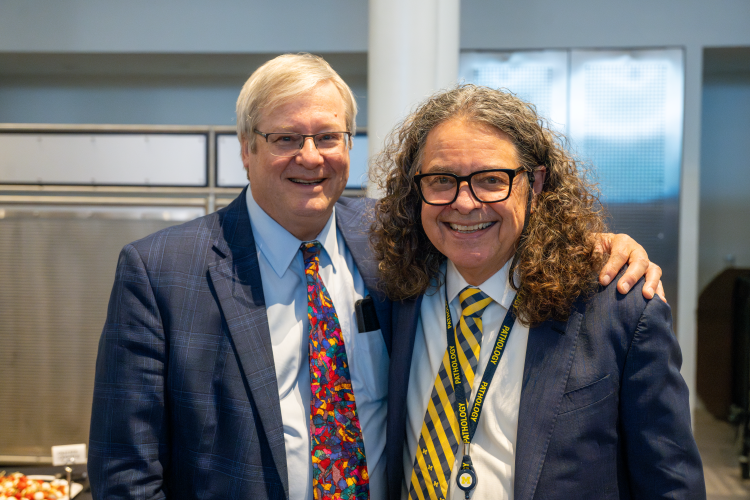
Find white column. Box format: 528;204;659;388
367;0;460;198
678;43;703;415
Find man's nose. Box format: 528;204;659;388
451;182;482;213
296;136;324;167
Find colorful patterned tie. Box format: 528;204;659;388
302;241;369;500
408;286;493;500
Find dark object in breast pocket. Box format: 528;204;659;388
355;295;380;332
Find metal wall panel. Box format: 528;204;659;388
0;205;204;459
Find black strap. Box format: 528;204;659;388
445;287;518;445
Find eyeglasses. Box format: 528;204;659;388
254;129;351;157
414;167;527;205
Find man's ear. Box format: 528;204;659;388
240;139;251;160
241;140;252;177
532;166;546;194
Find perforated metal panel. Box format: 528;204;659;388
0;205;203;459
570;52;682;204
459;51;569;131
569;49;683;302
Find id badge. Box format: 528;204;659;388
456;454;477;498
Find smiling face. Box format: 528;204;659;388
242;81;349;241
419;118;532;286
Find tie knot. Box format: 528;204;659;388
459;286;492;319
300;241;322;265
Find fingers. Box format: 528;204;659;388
593;232;613;257
597;233;635;288
643;280;667;302
655;280;667;303
638;261;664;299
615;251;651;294
596;232;666;300
596;232;650;293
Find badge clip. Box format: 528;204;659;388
456;454;477;499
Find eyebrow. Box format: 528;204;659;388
422;165;460;174
269;123;348;133
422;164;507;174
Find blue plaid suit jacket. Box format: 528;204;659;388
88;187;391;500
385;274;706;500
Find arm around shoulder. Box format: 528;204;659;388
88;243;169;500
620;297;706;499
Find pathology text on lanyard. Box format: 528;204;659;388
445;286;519;499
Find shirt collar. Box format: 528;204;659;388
446;258;516;311
245;188;339;278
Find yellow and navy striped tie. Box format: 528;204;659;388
408;286;493;500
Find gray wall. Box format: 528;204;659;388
0;53;368;128
460;0;750;49
0;0;368;52
4;0;747;53
0;0;368;127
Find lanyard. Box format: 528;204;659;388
445;286;518;497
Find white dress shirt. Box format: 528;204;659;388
402;259;530;500
246;189;389;500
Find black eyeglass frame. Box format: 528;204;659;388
414;167;528;206
253;129;352;156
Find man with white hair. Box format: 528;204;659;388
88;53;662;500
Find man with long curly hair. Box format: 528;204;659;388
373;85;705;500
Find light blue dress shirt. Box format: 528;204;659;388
246;189;389;500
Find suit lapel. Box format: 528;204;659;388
335;198;377;293
386;295;423;500
207;188;288;498
514;311;583;500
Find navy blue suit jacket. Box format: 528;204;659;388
386;275;706;500
88;188;391;500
